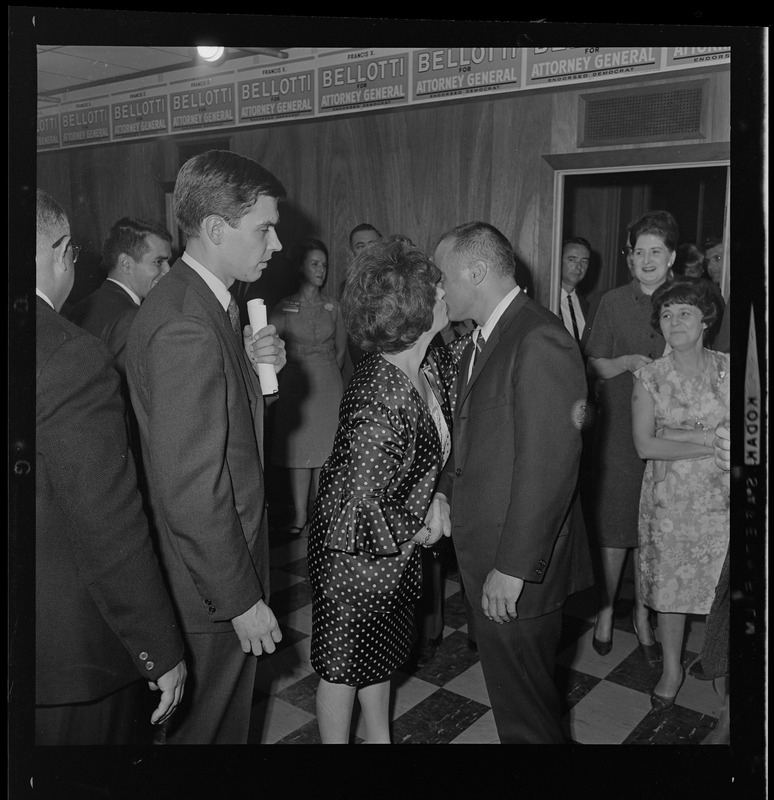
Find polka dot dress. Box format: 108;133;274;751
308;348;458;685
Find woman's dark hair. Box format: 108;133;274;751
672;242;708;279
341;238;440;354
289;237;329;280
627;210;680;252
650;276;720;338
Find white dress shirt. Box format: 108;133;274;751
181;251;232;312
107;277;141;306
560;288;585;340
467;285;521;381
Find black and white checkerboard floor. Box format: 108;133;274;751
248;511;724;746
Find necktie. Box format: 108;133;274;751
566;292;580;341
469;332;485;380
227;295;241;337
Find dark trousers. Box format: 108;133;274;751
164;631;257;745
35;679;144;746
418;548;444;641
475;607;565;744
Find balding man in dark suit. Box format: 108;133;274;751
35;189;186;745
433;221;591;744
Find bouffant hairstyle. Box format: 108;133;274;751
174;150;286;238
650;276;720;339
627;210;680;252
341;238;440;354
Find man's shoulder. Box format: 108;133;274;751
130;267;221;350
37;301;110;374
73;281;137;324
506;293;565;333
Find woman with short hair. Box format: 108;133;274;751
632;276;729;709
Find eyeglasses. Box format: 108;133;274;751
51;234;81;263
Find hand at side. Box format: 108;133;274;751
148;658;187;725
231;599;282;656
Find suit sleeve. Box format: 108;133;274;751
36;334;184;680
104;306;138;377
497;324;586;581
143;316;263;620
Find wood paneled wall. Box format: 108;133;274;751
37;66;729;310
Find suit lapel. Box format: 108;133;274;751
456;291;528;412
174;261;260;406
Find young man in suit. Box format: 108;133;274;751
432;221;591;743
69;217;173;379
69;217;173;465
126;150;287;744
35;189;186;745
558;236;591;344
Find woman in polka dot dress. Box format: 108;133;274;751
308;237;459;743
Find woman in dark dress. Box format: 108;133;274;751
584;210;678;662
307;238;456;743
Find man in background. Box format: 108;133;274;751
558;236;591;345
341;222;383;381
349;222;382;256
35;188;186;745
69;216;172;379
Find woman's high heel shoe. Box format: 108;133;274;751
650;668;685;711
633;614;662;666
592;617;613;656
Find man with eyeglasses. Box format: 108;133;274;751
35;189;186;745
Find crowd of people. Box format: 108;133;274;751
35;148;730;746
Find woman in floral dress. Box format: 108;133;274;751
632;277;730;710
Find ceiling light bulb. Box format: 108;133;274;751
197;46;225;63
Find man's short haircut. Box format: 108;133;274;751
341;238;440;354
174;150;286;238
650;276;720;337
349;222;382;245
627;210;679;252
562;236;592;254
36;189;68;247
103;217;172;271
436;221;516;280
702;234;723;251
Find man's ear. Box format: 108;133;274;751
469;259;488;286
51;238;70;275
118;253;133;274
204;215;223;244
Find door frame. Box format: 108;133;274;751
544;143;731;315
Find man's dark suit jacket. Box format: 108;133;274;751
438;291;592;620
36;297;183;705
68;279;139;378
126;260;269;633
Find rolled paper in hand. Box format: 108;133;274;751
246;298;279;395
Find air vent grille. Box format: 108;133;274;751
580;83;706;146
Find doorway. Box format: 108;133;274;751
546;145;731;315
562;166;728;304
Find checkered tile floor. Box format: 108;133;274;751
249;503;724;745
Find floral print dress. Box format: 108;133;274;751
635;350;730;614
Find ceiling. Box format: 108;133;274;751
36;46;297;100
